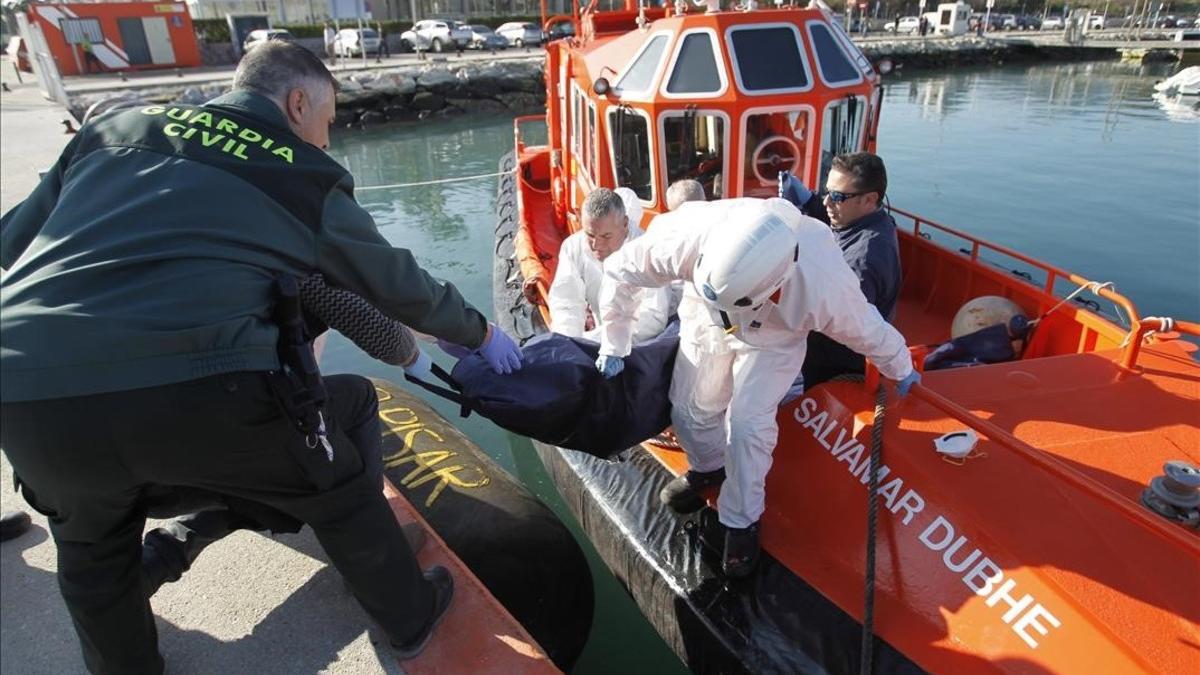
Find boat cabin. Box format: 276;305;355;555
527;1;883;232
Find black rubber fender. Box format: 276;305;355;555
373;379;593;671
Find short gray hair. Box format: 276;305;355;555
233;41;338;105
666;180;706;210
582;188;627;226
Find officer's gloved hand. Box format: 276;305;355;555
595;354;624;379
479;323;523;375
895;370;921;397
778;170;813;207
401;349;434;381
436;338;472;360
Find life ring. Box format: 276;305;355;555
751;135;801;184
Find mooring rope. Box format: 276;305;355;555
1030;280;1116;326
356;169;512;192
861;382;887;675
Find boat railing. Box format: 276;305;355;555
513;114;544;156
890;206;1141;324
890;206;1200;370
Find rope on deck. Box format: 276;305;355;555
860;383;887;675
356;169;512;192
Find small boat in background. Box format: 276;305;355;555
1153;65;1200;95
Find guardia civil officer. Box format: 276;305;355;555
0;40;522;674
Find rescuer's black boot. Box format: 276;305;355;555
722;521;761;579
660;467;726;513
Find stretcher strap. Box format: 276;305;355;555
404;363;472;419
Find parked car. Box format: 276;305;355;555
1041;15;1065;30
999;14;1018;30
1017;14;1041;30
334;28;381;57
547;21;576;40
401;19;472;53
243;29;293;53
496;21;543;47
466;24;507;50
886;16;921;33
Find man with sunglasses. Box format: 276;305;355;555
780;153;902;387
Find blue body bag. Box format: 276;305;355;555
409;324;679;459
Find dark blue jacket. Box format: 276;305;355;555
796;197;902;385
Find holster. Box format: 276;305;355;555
271;274;336;487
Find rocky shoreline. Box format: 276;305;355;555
69;37;1150;127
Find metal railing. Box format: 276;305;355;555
888;205;1159;363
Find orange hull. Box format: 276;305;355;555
504;4;1200;671
507;141;1200;671
381;479;559;674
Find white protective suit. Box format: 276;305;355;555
598;198;913;528
548;192;670;343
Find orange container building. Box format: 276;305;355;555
27;1;201;76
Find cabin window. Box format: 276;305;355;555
726;25;810;94
571;86;583;160
806;22;863;86
616;34;669;96
826;18;873;74
818;96;867;191
588;101;598;181
661;111;726;200
609;107;654;202
665;32;723;95
742;109;810;199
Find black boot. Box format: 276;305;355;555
391;566;455;660
0;510;32;542
723;521;761;579
660;467;726;513
142;509;264;596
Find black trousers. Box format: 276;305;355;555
0;372;431;675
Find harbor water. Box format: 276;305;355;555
324;59;1199;673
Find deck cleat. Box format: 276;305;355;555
1142;460;1200;528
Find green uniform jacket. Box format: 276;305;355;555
0;90;487;402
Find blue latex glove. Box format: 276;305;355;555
401;349;434;381
595;354;624;379
778;170;813;207
895;370;921;397
478;323;523;375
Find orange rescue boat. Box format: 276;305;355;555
492;1;1200;673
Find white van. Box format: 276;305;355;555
926;2;971;36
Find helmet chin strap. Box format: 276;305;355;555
719;310;736;334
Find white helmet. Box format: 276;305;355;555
693;210;798;320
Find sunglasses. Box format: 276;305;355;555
822;190;869;203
